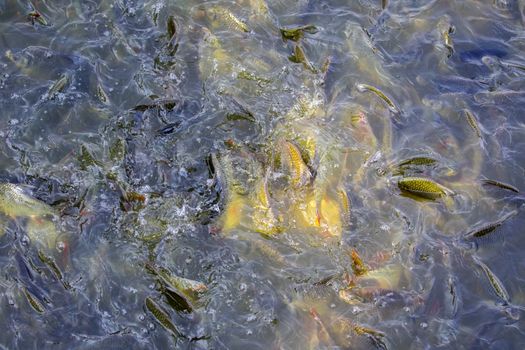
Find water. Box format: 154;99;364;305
1;0;525;348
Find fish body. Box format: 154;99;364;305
398;177;453;200
482;179;519;193
23;287;45;313
282;141;311;188
208;6;250;33
464;109;482;138
397;157;437;168
463;210;517;241
0;183;56;219
289;45;316;73
292;190;343;238
337;186;351;227
443;27;454;57
48;74;69;98
280;25;318;42
356;83;399;114
145;297;183;338
252;170;282;235
0;183;61;250
350;249;367;277
474;258;510;303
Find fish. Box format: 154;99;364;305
47;74;69;99
255;170;271;210
481;179;519;193
309;308;335;347
252;239;286;265
474;257;510;304
443;25;454;58
280;25;318;42
350;249;367;277
164;15;179;55
252;169;282;235
353;324;388;350
146;263;207;303
132;99;177;112
332;318;388;350
221;194;246;232
96;83;110;105
0;183;56;219
210;151;254;233
38;250;71;290
317;194;344;238
167;15;177;42
398;177;453;200
237;70;272;86
23;287;45;313
463;210;517;242
337;186;351;227
78;144;102;170
28;8;48;26
464;109;482;139
356;83;399;114
157;122;182;136
397;157;438;168
281;141;311;188
390;157;438;175
349;111;378;150
208;6;250;33
145;297;183;338
289;45;317;73
109;138;126;162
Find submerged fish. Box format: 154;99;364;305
332;318;388;350
397;157;438;168
474;257;510;304
281;141;311;188
145;297;183;338
280;25;318;42
464;109;482;139
390;157;438;176
356;83;399;114
0;183;56;219
463;210;517;242
207;6;250;33
337;186;351;227
442;25;455;58
95;83;110;105
350;249;367;277
23;287;45;313
481;179;519;193
252;169;282;235
289;44;317;73
147;263;207;300
398;177;453;200
47;74;69;99
0;183;61;250
28;7;48;26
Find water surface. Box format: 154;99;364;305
1;0;525;349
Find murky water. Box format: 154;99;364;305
1;0;525;348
